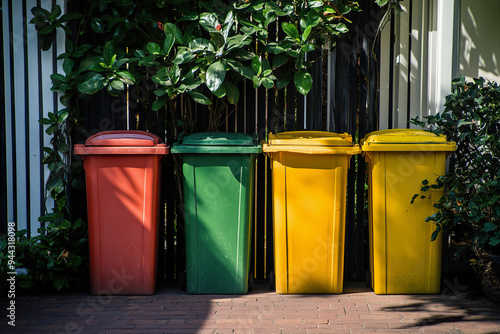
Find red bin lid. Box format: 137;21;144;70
85;130;159;147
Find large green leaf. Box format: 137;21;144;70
164;23;184;44
199;13;219;33
222;11;234;40
177;77;202;92
163;34;175;56
153;67;170;85
252;75;261;89
336;23;349;34
213;83;226;98
189;38;210;53
138;56;159;67
38;212;64;222
265;2;289;16
281;22;300;40
261;77;274;89
78;73;107;95
301;44;315;53
51;73;68;86
65;38;74;53
252;56;262;75
169;65;181;84
225;59;253;79
188;90;212;105
109;79;125;91
302;26;312;42
226;34;252;52
152;96;169;111
300;10;321;31
50;5;62;20
154;88;168;97
38;24;56;35
117;71;135;85
376;0;390;6
206;61;226;92
147;42;161;55
47;177;64;194
111;58;128;70
31;7;51;21
225;81;239;105
91;17;104;34
103;41;115;66
59;12;86;23
294;70;312;95
57;109;69;123
79;57;107;72
172;49;195;64
230;49;255;61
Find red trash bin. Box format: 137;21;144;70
74;130;169;295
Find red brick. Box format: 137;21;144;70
274;318;300;324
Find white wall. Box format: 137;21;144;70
379;0;460;130
380;0;500;130
459;0;500;83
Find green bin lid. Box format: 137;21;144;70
171;132;262;154
361;129;456;152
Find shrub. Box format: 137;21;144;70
412;76;500;260
0;218;88;291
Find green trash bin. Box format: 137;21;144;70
171;132;262;294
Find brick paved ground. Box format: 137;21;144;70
3;280;500;334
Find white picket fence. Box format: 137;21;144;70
2;0;65;235
3;0;491;237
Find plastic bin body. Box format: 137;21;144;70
361;129;456;294
171;133;261;294
74;131;168;295
263;131;360;294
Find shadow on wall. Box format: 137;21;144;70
460;0;500;81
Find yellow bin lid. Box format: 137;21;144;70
361;129;456;152
262;131;360;155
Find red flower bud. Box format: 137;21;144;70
216;24;222;31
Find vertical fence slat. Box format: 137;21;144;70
38;1;57;222
343;20;357;279
2;0;15;231
313;50;324;131
12;1;28;233
0;2;7;233
355;2;370;280
26;0;43;235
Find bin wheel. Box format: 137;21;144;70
248;271;253;292
365;270;371;289
269;271;275;291
178;270;186;291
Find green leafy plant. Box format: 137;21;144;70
0;218;88;291
411;77;500;260
23;0;395;290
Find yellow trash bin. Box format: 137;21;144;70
263;131;360;294
361;129;456;294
